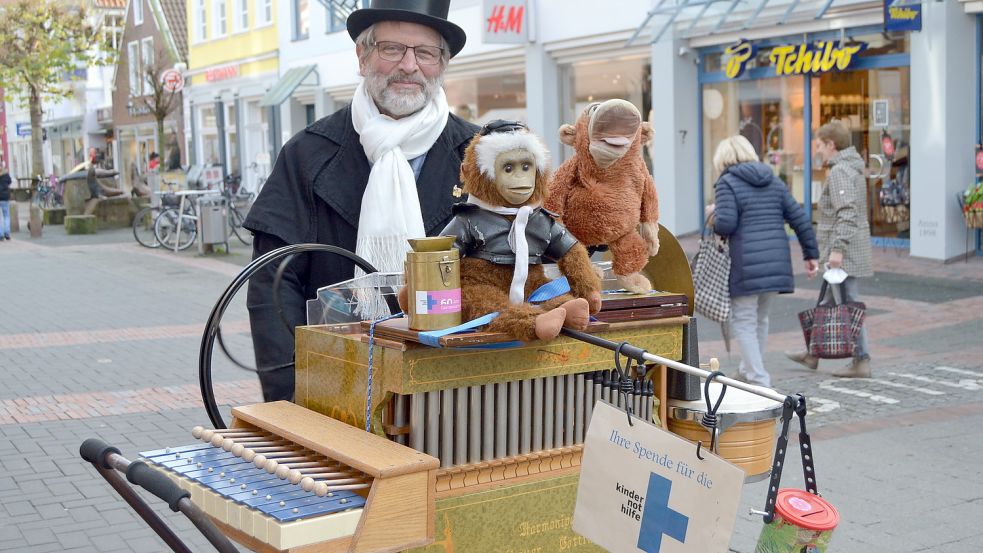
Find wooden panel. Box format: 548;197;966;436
232;402;438;478
351;471;434;553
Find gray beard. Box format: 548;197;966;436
364;69;443;118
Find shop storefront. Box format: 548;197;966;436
699;28;911;245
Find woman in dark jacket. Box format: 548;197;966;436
0;164;11;240
708;136;819;386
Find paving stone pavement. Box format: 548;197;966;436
0;221;981;552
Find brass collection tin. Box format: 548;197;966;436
405;236;462;331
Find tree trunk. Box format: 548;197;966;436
156;117;165;163
29;84;44;179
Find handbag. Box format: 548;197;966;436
690;216;731;323
798;281;866;359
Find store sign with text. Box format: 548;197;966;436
884;0;921;33
205;65;239;82
482;0;527;44
725;39;867;79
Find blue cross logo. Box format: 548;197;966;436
425;294;438;311
638;472;689;553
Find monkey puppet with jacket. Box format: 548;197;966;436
440;121;602;342
545;99;660;294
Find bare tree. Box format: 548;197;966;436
137;46;183;166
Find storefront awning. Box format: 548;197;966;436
259;65;319;107
628;0;885;45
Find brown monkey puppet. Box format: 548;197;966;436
442;120;602;342
545;99;660;294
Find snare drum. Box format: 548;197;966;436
667;382;783;482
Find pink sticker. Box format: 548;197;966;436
415;289;462;315
788;497;813;512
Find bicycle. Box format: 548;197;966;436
132;181;182;248
222;173;253;247
153;197;199;251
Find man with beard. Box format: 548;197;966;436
243;0;477;402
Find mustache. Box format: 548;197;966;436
386;72;427;87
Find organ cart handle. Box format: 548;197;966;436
80;438;239;553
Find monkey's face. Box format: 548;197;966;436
494;148;537;206
587;99;641;169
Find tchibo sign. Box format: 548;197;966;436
482;0;528;44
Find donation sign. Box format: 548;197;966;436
573;401;744;553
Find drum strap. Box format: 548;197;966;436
761;394;819;523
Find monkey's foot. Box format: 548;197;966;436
397;286;409;313
560;298;590;330
535;307;567;341
616;272;652;294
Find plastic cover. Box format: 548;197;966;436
306;272;404;325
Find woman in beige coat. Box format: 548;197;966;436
787;120;873;378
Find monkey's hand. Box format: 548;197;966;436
639;222;660;257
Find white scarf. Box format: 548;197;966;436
351;80;449;274
467;196;539;305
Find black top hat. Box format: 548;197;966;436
347;0;467;58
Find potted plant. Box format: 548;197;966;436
962;181;983;228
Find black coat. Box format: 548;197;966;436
713;162;819;298
0;173;11;202
243;105;478;397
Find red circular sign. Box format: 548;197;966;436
160;68;185;93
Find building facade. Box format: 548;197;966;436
263;0;978;261
112;0;188;192
2;0;124;181
185;0;280;193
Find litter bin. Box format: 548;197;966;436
197;195;229;251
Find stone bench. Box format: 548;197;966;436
65;214;97;235
42;208;66;225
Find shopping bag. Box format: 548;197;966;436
573;401;744;553
797;281;866;359
690;219;731;323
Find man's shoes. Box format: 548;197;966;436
2;235;9;241
833;358;871;378
729;373;748;384
785;350;818;370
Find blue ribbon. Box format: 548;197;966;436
418;277;573;349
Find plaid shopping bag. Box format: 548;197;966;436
798;281;866;359
690;219;731;323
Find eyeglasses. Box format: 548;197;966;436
372;41;444;66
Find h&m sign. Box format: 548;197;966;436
482;0;528;44
725;39;867;79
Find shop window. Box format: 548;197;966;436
563;57;651;166
226;103;239;176
293;0;309;40
702;78;806;204
327;0;364;33
199;105;221;165
814;66;911;237
444;72;527;126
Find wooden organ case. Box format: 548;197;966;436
293;314;687;553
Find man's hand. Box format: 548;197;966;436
828;250;843;269
805;259;819;279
